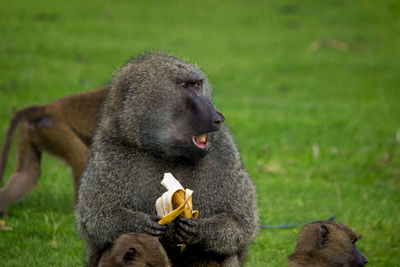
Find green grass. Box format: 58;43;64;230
0;0;399;266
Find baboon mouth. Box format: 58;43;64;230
192;133;209;149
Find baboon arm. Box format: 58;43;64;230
196;166;259;255
199;167;258;255
77;205;159;250
197;211;256;255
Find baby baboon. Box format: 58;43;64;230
288;220;368;267
98;233;170;267
0;88;105;215
75;53;259;267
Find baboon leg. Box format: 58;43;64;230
0;127;41;215
221;254;240;267
36;123;89;197
203;254;240;267
174;253;240;267
56;128;89;195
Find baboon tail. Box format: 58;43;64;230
0;105;44;184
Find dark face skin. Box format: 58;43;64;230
118;57;225;161
170;80;224;159
345;238;369;267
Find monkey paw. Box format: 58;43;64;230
145;216;168;237
175;217;202;245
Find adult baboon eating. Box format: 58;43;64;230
75;53;259;267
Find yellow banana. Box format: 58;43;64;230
157;195;191;225
155;173;199;252
155;173;198;223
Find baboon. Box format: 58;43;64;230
98;233;170;267
75;53;259;267
288;220;368;267
0;88;105;215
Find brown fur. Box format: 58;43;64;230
99;233;170;267
0;88;105;215
289;221;368;267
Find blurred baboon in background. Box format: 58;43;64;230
289;220;368;267
0;87;105;215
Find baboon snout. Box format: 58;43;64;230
212;110;225;130
362;254;368;265
189;95;224;133
356;247;368;265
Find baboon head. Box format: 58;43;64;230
102;53;224;160
290;221;368;267
100;233;170;267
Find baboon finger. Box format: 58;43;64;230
147;228;166;237
176;217;198;228
147;220;167;236
151;223;167;231
176;228;199;244
176;222;196;235
176;217;199;235
151;215;163;223
176;231;189;243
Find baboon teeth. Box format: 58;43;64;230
192;134;209;149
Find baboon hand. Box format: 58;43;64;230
175;217;201;244
144;215;167;237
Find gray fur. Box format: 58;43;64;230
75;53;259;266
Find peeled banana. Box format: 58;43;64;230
155;173;198;225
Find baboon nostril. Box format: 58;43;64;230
211;111;224;129
215;110;225;124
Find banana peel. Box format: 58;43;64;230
157;194;191;225
155;173;198;223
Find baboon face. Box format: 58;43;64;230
321;224;368;267
113;53;225;159
295;221;368;267
103;233;170;267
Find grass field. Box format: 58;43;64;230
0;0;399;266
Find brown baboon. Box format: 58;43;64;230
288;220;368;267
98;233;170;267
0;88;105;215
75;53;259;267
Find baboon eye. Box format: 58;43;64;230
123;247;136;265
179;82;189;89
194;81;202;90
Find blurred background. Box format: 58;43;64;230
0;0;399;266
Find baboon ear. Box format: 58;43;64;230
123;247;137;265
318;224;329;248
